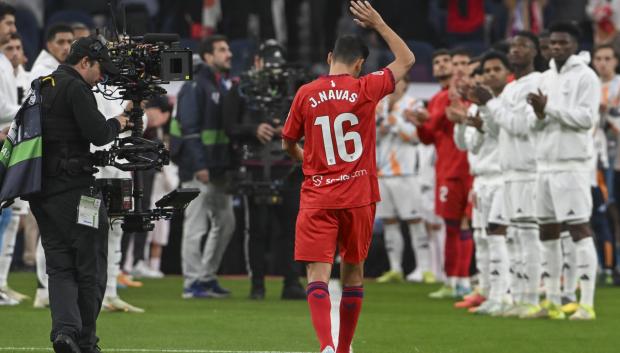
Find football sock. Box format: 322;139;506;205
0;215;18;287
507;226;523;303
575;237;597;307
36;238;48;288
429;223;445;281
409;222;431;273
542;239;562;306
383;222;403;273
473;228;490;297
444;220;461;281
487;235;509;303
337;286;364;353
457;229;473;278
519;226;541;305
307;281;334;351
106;228;123;298
560;231;577;302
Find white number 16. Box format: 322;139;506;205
314;113;363;166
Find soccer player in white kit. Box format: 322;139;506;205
375;79;433;284
477;32;544;319
455;52;511;315
527;22;601;320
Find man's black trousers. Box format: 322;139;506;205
30;186;108;351
246;170;302;289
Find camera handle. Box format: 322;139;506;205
128;98;146;216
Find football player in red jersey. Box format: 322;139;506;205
281;2;414;352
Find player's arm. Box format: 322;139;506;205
282;138;303;162
350;1;415;82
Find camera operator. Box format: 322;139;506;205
172;34;236;298
27;36;129;353
222;39;305;300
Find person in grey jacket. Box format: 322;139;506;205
171;35;236;298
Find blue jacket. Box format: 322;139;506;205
170;64;232;182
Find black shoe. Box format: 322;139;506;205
281;284;306;300
250;286;265;300
82;346;102;353
53;334;81;353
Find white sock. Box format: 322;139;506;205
458;277;471;290
150;257;161;271
488;235;510;303
473;228;490;297
560;231;577;302
36;238;48;289
105;226;123;298
542;239;562;305
575;237;597;307
428;223;446;282
448;276;457;289
383;222;403;273
0;215;19;287
506;227;523;303
409;222;431;273
519;226;541;305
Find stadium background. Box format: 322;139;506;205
2;1;620;352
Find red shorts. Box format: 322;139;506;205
295;204;376;264
435;177;472;220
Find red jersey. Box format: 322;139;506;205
416;88;470;181
282;68;395;209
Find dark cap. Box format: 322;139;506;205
258;39;286;66
68;36;119;76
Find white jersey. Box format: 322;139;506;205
454;104;501;176
0;54;20;125
376;94;419;177
530;53;601;171
30;50;60;79
481;71;541;175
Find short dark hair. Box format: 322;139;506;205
71;22;90;32
0;2;15;22
0;31;21;46
593;43;619;60
513;31;540;52
548;21;582;42
45;23;73;43
432;48;451;60
480;50;511;72
199;34;228;57
331;35;369;65
449;47;472;59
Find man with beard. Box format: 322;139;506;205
527;22;600;320
406;48;472;299
172;35;236;298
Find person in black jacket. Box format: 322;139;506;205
28;36;128;353
222;39;305;300
170;35;236;298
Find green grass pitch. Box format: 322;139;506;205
1;273;620;353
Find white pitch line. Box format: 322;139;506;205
0;348;313;353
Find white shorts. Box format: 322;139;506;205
536;170;592;223
376;176;423;221
504;178;537;221
147;219;170;246
420;182;443;224
472;176;507;229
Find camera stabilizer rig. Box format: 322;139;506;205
92;5;198;232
